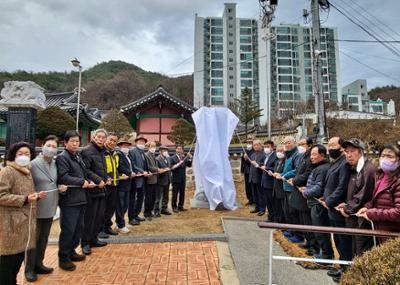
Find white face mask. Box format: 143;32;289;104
264;147;272;154
298;146;306;154
246;144;253;150
15;155;31;167
277;152;285;159
136;144;145;150
42;146;57;158
149;147;156;154
120;148;129;155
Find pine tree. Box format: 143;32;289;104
233;87;263;139
99;108;133;136
167;118;195;145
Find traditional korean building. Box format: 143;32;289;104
120;86;196;145
0;91;101;146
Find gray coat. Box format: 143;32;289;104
145;151;158;185
31;154;59;219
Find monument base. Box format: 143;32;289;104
190;191;210;209
190;198;210;209
6;107;37;151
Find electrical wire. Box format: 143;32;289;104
327;0;400;58
340;50;400;84
333;0;400;55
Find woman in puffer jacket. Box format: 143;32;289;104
357;144;400;243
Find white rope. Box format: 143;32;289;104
186;136;197;156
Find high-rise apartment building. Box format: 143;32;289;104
194;3;341;123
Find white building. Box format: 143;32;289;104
342;79;396;116
194;3;342;123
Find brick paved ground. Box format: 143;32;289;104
18;241;221;285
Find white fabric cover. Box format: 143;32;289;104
192;107;239;210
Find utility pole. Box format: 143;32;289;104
311;0;327;142
259;0;278;140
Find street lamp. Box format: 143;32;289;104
71;57;82;131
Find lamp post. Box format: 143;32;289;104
71;58;82;131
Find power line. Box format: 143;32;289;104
333;0;400;55
333;39;400;43
340;47;400;63
351;0;400;39
340;50;400;84
170;41;308;77
328;0;400;58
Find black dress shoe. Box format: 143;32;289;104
172;208;179;213
257;211;266;216
178;207;187;211
91;239;107;247
327;268;345;278
59;261;76;271
135;216;146;222
82;244;92;255
245;201;253;206
71;252;86;262
35;264;54;274
250;209;259;213
161;209;172;215
98;231;110;239
25;271;38;282
129;219;140;225
154;212;161;218
332;276;341;283
104;227;118;236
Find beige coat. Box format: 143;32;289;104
0;161;36;255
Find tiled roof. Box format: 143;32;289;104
120;86;196;114
45;91;77;107
0;91;101;125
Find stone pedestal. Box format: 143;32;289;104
6;107;37;150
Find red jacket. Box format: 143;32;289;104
365;173;400;232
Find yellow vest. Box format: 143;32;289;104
105;150;119;186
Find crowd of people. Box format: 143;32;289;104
1;128;399;285
241;136;400;283
0;129;192;285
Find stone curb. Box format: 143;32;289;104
48;233;227;245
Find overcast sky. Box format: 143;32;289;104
1;0;399;89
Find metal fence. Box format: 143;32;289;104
257;222;400;285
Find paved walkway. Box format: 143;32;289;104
19;241;221;285
223;218;335;285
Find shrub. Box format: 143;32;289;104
340;238;400;285
37;106;75;139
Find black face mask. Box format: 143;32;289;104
329;148;342;159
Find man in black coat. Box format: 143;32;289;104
80;129;109;254
170;145;192;212
320;136;352;282
115;139;134;234
302;145;333;259
56;130;95;271
155;145;172;216
241;138;255;205
246;139;266;215
101;132;120;237
260;140;277;219
128;135;151;225
337;139;375;257
287;137;316;247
